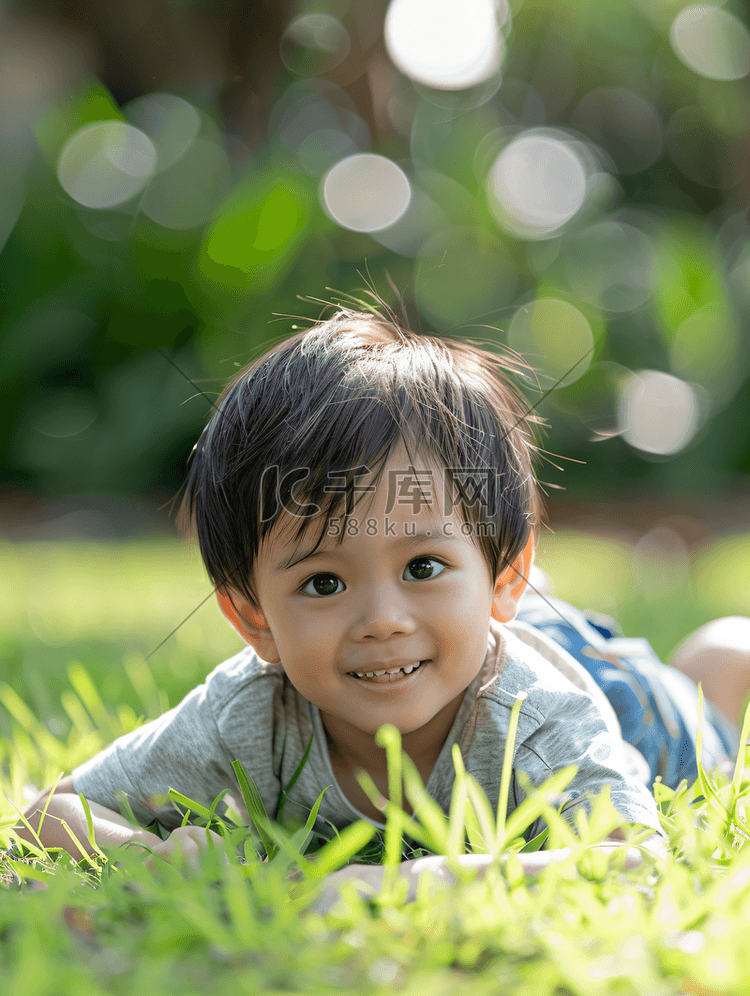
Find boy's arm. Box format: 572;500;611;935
312;831;667;914
18;777;163;860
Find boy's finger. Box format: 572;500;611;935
172;825;224;848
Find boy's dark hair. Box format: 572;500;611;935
177;307;545;610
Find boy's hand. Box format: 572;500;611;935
145;825;228;873
18;784;230;874
18;788;164;861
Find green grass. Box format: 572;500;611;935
1;532;750;995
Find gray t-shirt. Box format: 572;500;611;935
73;620;663;839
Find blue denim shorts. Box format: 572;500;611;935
516;593;741;790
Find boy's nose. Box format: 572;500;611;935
349;588;418;641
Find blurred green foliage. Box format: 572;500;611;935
1;0;749;502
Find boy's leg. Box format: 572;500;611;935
516;592;742;790
670;617;750;730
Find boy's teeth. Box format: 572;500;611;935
352;661;424;681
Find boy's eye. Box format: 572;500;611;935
302;574;344;597
404;557;445;581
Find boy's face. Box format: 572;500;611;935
224;444;519;754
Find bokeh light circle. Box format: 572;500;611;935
140;138;231;230
729;251;750;310
508;298;594;388
670;304;739;394
57;121;157;209
666;106;750;190
487;130;587;240
563;220;657;312
385;0;503;90
281;14;351;76
572;87;663;175
271;80;370;177
125;93;201;172
370;186;444;257
33;389;98;438
670;5;750;82
619;370;700;455
632;527;691;600
415;226;516;330
322;154;411;232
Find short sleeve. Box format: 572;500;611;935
515;688;665;837
73;650;285;831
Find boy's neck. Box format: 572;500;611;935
320;688;466;784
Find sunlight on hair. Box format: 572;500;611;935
670;5;750;81
57;121;157;209
281;13;351;76
125;93;201;172
486;129;588;239
618;370;700;455
508;298;594;388
322;153;411;232
384;0;505;90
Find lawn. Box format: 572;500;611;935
1;531;750;995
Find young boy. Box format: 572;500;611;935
20;308;745;899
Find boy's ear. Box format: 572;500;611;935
491;532;535;624
215;590;281;664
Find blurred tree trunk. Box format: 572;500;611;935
47;0;391;158
217;0;295;156
53;0;294;155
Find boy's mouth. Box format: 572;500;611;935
347;660;429;683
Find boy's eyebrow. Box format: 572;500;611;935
275;530;455;572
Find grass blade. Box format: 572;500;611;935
500;765;578;850
731;698;750;799
447;748;469;860
449;745;491;854
277;733;314;826
695;685;728;828
113;789;141;828
56;817;98;869
288;784;331;860
375;725;404;882
355;769;436;851
167;788;214;823
465;773;498;855
5;858;54;884
305;820;377;879
496;692;527;851
208;788;230;821
7;800;47;857
401;752;450;854
78;793;107;863
519;825;550;852
230;760;277;859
